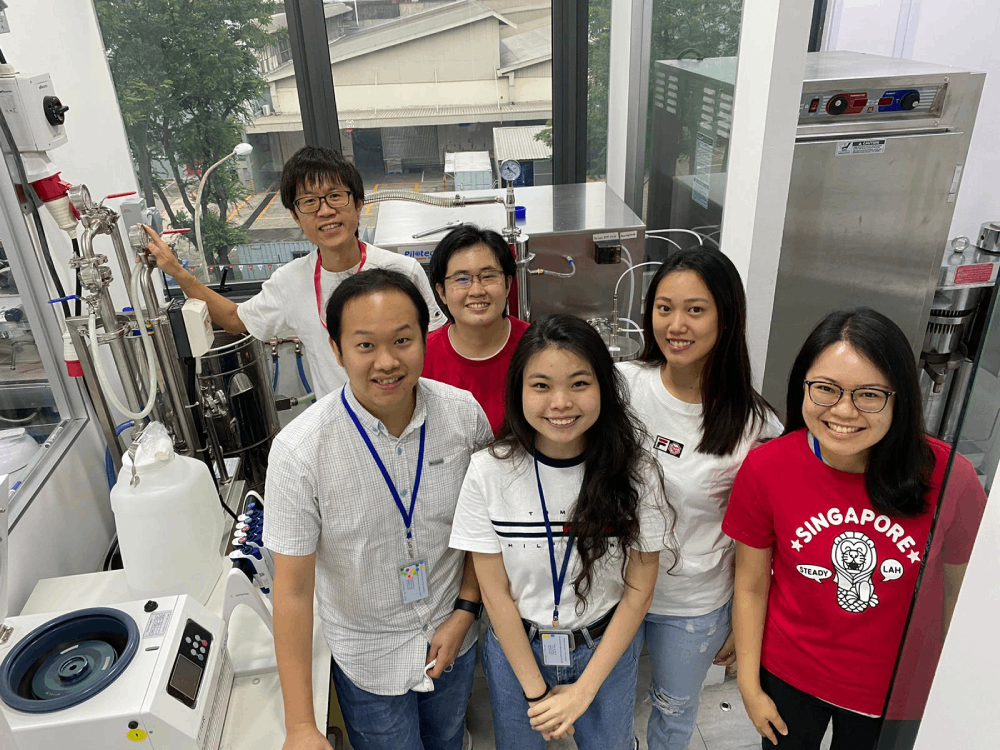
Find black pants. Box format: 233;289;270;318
760;668;883;750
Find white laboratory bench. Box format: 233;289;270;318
19;557;331;749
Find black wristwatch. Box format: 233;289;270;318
453;598;483;620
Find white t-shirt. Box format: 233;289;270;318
237;244;445;400
450;449;670;629
618;361;782;617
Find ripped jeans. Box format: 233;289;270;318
639;599;733;750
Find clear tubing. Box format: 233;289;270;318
87;272;158;421
647;235;683;252
646;228;705;247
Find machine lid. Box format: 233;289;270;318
0;607;140;713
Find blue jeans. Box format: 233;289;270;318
640;599;733;750
332;644;477;750
481;623;640;750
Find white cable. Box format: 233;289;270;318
86;271;159;421
647;235;683;252
645;228;704;247
621;247;636;324
618;318;644;346
614;261;662;300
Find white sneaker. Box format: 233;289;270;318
463;727;474;750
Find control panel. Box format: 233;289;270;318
800;85;941;121
166;618;214;708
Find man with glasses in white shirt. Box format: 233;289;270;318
142;146;445;400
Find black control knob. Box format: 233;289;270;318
900;91;920;110
143;600;158;612
43;95;69;126
826;95;849;115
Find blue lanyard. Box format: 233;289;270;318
533;452;576;627
807;430;824;462
341;387;425;542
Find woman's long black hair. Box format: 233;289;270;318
492;314;673;608
783;307;934;517
640;247;772;456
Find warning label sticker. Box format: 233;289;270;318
953;263;998;285
143;610;172;639
836;139;886;156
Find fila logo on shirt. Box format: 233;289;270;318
654;435;684;458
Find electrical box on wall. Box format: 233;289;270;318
594;240;622;264
0;74;68;153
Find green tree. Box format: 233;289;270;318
95;0;274;267
582;0;742;178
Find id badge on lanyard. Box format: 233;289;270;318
534;452;576;666
342;387;430;604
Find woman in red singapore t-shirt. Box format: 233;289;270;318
723;307;985;750
423;225;529;433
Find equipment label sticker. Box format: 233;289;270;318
836;139;886;156
143;610;172;638
593;232;619;242
620;231;638;240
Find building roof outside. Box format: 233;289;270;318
247;100;551;132
266;2;351;33
493;124;552;162
265;0;514;82
498;25;550;74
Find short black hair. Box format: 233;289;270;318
783;307;934;517
280;146;365;211
325;269;430;347
427;225;516;321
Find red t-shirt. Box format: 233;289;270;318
421;318;529;434
722;429;952;716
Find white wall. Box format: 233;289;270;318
0;1;138;613
914;475;1000;748
827;0;1000;241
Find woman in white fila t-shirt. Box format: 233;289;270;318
450;314;674;749
618;247;780;750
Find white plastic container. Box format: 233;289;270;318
110;426;224;605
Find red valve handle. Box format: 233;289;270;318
162;228;191;234
105;191;137;199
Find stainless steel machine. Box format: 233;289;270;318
647;51;985;412
371;181;647;353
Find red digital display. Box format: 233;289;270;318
879;97;894;106
845;93;869;114
808;98;820;113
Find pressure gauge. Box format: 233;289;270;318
68;184;94;214
500;159;521;183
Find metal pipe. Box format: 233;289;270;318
136;263;202;454
363;189;505;209
108;220;134;290
514;236;532;322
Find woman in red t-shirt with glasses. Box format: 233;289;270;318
723;307;985;750
423;225;529;433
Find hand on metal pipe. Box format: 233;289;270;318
139;224;184;278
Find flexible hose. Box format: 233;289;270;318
618;318;645;346
86;270;159;420
646;228;705;247
364;190;457;207
272;357;279;392
296;354;314;401
105;422;136;490
648;235;683;252
621;248;636;324
531;257;576;278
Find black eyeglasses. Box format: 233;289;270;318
443;270;506;289
804;380;894;414
293;190;353;214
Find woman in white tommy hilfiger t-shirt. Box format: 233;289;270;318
618;247;779;750
450;314;673;750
